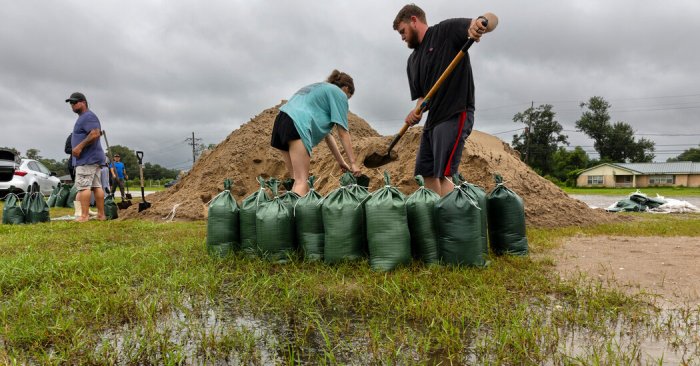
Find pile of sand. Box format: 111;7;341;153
121;104;618;228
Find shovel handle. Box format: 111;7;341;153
135;150;145;190
415;18;487;117
387;123;410;153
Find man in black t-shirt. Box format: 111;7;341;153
393;4;497;196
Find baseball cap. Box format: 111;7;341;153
65;92;87;103
114;153;121;157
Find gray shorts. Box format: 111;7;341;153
75;164;103;191
415;110;474;178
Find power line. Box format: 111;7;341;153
490;127;524;135
560;129;700;137
184;132;202;165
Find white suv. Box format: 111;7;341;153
0;150;61;197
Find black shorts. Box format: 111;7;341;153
270;111;301;151
414;110;474;178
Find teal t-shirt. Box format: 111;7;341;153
279;82;349;155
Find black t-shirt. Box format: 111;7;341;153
407;18;474;129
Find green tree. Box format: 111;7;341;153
25;148;42;160
575;96;655;163
551;146;590;186
512;104;568;176
667;145;700;162
142;162;178;180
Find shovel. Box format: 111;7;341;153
136;151;152;212
364;22;486;168
117;181;133;210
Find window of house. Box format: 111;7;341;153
649;175;675;185
587;175;604;185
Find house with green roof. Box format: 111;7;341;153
576;161;700;188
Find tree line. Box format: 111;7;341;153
511;96;699;186
0;145;180;181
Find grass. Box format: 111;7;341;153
1;202;699;364
561;186;700;196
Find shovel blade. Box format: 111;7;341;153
125;193;133;200
363;151;398;168
117;201;132;210
138;202;151;212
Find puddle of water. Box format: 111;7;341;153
92;297;699;365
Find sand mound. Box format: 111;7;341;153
121;104;618;228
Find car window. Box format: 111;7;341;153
28;161;40;172
36;161;51;175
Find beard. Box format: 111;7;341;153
406;28;420;49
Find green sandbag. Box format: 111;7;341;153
240;177;270;258
405;175;440;264
104;193;119;220
2;192;25;225
280;190;300;208
206;179;240;258
344;173;369;253
25;192;50;224
365;172;411;272
606;198;644;212
487;174;528;256
279;189;300;249
256;178;295;263
294;176;324;261
322;172;366;264
47;183;61;207
66;184;79;208
56;184;72;207
460;179;489;255
435;175;486;267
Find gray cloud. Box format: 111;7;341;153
1;0;698;169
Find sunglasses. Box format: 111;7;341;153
69;100;83;105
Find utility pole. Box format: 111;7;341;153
525;101;533;165
185;132;202;165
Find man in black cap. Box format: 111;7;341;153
109;153;128;200
66;92;107;221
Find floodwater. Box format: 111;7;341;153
91;299;699;365
570;194;700;209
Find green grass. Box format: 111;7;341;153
561;186;700;196
1;202;699;364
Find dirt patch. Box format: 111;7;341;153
121;103;619;228
553;235;700;306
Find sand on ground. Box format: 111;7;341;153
552;234;700;306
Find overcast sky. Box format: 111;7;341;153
2;1;699;170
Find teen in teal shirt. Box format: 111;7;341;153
271;70;361;195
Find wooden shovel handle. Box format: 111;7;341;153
387;123;411;153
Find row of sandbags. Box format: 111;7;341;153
47;183;119;219
2;186;119;224
2;191;50;224
206;172;528;271
46;183;77;208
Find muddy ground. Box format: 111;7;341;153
553;234;700;306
